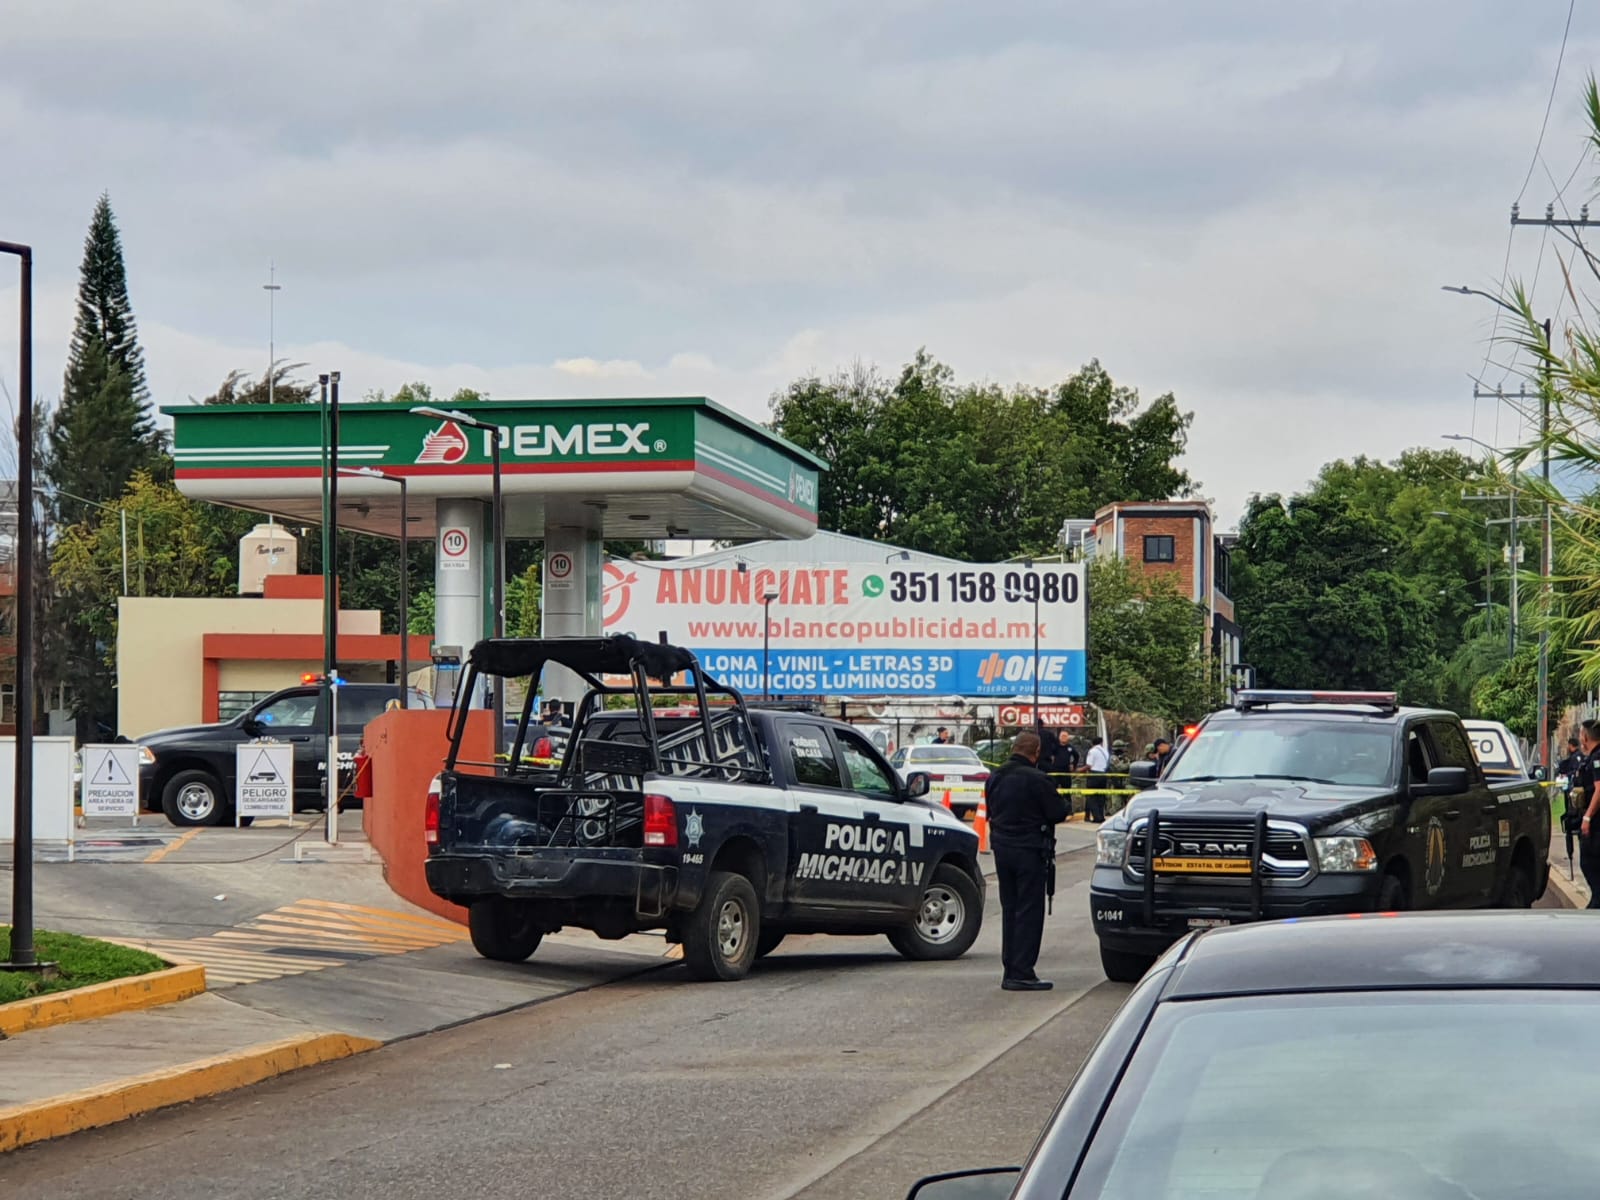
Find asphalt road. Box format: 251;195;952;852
3;850;1119;1200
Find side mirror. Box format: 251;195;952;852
906;773;931;799
1128;761;1159;790
1412;766;1470;797
240;716;263;736
905;1168;1021;1200
1531;765;1548;782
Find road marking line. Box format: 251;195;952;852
265;909;445;946
142;827;202;863
243;920;434;950
292;898;466;930
277;905;471;940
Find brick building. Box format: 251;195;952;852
1087;501;1244;693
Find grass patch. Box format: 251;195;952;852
0;926;166;1004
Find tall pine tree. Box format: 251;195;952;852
47;194;165;525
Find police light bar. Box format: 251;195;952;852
1235;689;1398;714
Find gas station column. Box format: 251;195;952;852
542;520;602;704
435;498;485;701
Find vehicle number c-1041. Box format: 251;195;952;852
888;570;1080;605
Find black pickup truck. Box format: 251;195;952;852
136;682;425;825
1090;690;1550;983
424;635;984;981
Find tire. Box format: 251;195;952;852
755;930;786;959
1376;872;1409;913
683;870;761;981
161;769;228;827
1100;944;1156;983
467;897;544;963
888;863;983;961
1499;857;1537;909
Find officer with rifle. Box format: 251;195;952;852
984;731;1069;992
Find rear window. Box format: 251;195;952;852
910;746;980;764
1167;718;1396;788
1464;724;1521;774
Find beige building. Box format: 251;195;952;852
117;574;428;738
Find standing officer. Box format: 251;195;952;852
1152;736;1175;775
1084;736;1112;823
1576;720;1600;907
985;731;1069;991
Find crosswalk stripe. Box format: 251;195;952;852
292;898;466;931
277;905;470;941
242;920;434;950
262;911;445;947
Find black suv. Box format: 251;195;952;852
137;683;426;825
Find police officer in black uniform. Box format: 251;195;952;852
1576;720;1600;908
985;731;1069;991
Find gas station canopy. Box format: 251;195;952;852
166;396;825;542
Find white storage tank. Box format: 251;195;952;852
238;522;299;595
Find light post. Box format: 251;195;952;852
1443;433;1527;657
762;590;779;700
1443;284;1555;770
1025;557;1041;739
412;406;506;750
262;263;280;404
339;468;410;705
0;238;37;971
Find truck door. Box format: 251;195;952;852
832;726;927;914
247;689;325;809
1425;718;1499;904
777;720;874;913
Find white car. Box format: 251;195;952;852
888;744;991;817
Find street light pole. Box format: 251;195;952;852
0;239;37;970
762;591;779;699
263;263;280;404
1026;557;1041;739
411;406;506;752
339;467;409;706
1538;316;1553;773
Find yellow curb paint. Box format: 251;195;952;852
0;1032;381;1154
0;964;208;1038
142;827;203;863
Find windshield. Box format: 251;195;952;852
1071;991;1600;1200
1165;719;1395;788
910;746;981;764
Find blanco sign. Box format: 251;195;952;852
236;742;294;821
81;744;141;818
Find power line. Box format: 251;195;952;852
1514;0;1578;207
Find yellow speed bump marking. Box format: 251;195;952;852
142;827;203;864
0;964;207;1039
0;1032;380;1153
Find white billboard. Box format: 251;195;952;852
601;558;1087;697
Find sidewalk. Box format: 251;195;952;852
1547;826;1591;908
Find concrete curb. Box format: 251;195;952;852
0;1031;381;1153
0;964;208;1039
1546;866;1584;909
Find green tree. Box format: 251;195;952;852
362;382;488;405
197;362;317;405
49;474;256;733
47;195;165;524
1087;557;1219;721
770;352;1192;560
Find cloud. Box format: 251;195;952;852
0;0;1590;528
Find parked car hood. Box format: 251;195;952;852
138;720;246;746
1121;778;1395;825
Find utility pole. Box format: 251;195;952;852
1463;488;1525;655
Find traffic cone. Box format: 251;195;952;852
942;789;953;811
974;795;990;853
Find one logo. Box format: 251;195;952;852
417;420;469;464
1424;816;1447;896
977;653;1066;687
684;809;704;849
602;561;637;627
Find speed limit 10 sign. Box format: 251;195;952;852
440;526;471;571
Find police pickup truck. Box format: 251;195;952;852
1090;690;1550;983
424;635;984;982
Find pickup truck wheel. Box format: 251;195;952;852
1376;873;1409;913
162;770;228;827
683;870;760;981
1500;859;1537;909
888;863;982;961
467;898;544;963
1100;944;1156;983
755;930;785;959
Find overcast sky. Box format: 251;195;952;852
1;0;1593;526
